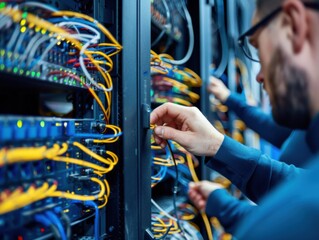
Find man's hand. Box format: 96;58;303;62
188;181;224;212
150;102;224;156
208;76;231;103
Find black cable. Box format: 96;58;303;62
166;140;185;237
151;30;166;48
157;226;173;240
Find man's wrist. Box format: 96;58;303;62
209;132;225;157
220;90;231;103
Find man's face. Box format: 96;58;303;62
250;12;311;129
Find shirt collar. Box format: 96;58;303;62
306;113;319;153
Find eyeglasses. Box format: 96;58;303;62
238;2;319;62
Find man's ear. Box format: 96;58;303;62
282;0;308;53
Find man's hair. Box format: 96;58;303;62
256;0;319;18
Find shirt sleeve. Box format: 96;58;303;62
225;93;292;148
205;188;256;234
235;158;319;240
205;136;305;202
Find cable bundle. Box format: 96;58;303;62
0;2;122;239
151;214;182;239
0;2;122;125
0;139;122;215
151;50;201;106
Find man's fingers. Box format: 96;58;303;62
153;135;166;148
150;102;187;126
197;199;206;211
154;126;188;146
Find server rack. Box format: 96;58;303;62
0;0;152;239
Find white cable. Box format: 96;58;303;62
28;32;96;69
13;29;29;57
19;34;45;66
162;0;194;65
57;22;109;91
30;21;100;74
0;8;13;29
151;198;178;222
69;33;98;42
59;22;113;91
30;37;59;70
18;2;81;35
57;22;110;91
19;2;59;13
56;22;100;37
6;25;20;51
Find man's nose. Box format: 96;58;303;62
256;69;264;84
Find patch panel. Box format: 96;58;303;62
0;115;121;239
0;49;99;90
0;1;122;239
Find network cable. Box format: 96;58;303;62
160;0;194;65
166;140;184;237
44;211;67;240
34;213;61;239
186;153;214;240
85;201;100;240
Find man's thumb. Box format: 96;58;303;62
154;126;185;144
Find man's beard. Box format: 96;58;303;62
268;48;311;129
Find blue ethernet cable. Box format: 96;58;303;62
44;211;67;240
34;214;52;227
152;165;168;184
84;201;99;240
34;213;61;239
54;207;71;239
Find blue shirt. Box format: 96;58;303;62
203;93;314;234
235;113;319;239
206;114;319;238
225;93;313;166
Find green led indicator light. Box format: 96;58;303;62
22;12;28;19
17;120;23;128
26;70;30;76
36;72;41;78
19;69;24;75
0;50;5;57
31;71;36;77
0;64;5;71
0;3;6;10
53;76;58;81
40;121;45;128
13;67;18;73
